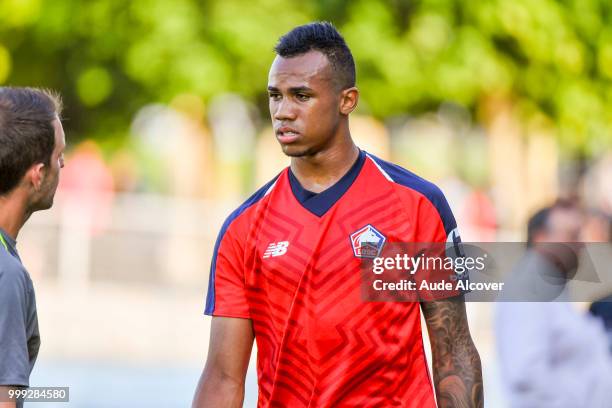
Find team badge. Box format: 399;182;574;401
350;224;386;258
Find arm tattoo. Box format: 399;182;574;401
421;296;483;408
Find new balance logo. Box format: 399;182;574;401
263;241;289;258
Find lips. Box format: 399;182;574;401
276;126;300;144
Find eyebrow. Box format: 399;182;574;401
267;86;314;93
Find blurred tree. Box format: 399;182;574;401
0;0;610;155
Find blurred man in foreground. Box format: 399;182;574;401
496;201;612;407
0;87;65;408
193;22;482;407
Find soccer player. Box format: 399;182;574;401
193;22;482;407
0;88;65;408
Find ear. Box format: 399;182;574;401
339;87;359;115
27;163;46;192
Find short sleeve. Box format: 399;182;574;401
204;219;250;318
203;174;281;319
0;268;30;386
364;155;466;299
415;185;467;299
415;183;459;244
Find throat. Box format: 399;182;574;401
290;144;360;193
287;148;366;217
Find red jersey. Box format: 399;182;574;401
205;150;460;407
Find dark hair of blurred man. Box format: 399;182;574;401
527;199;582;246
0;87;65;408
193;22;482;408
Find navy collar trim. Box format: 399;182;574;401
288;149;366;217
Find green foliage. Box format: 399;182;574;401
0;0;610;153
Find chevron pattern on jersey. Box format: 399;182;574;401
207;154;457;407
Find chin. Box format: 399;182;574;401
280;144;318;158
281;145;307;157
33;195;55;211
36;200;53;211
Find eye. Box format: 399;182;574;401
296;93;310;101
268;92;281;101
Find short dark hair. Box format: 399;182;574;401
527;199;577;246
0;87;63;195
274;21;356;89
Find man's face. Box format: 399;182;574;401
544;208;583;243
535;207;583;277
33;117;65;210
268;50;343;157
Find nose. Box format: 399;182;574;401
273;98;297;121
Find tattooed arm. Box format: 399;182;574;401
421;296;483;408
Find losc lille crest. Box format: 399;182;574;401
350;224;386;258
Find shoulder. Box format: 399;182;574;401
0;252;28;297
217;171;283;240
366;153;446;204
365;153;456;233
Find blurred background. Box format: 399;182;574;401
1;0;611;406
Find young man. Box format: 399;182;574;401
496;202;612;407
193;22;482;407
0;87;65;408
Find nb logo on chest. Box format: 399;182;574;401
263;241;289;258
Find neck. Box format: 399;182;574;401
0;191;31;240
290;124;359;193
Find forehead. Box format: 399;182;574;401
549;208;582;229
52;117;66;149
268;50;333;87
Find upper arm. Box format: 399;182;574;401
421;295;481;380
0;269;30;387
192;317;254;408
204;316;254;381
205;217;250;319
421;296;483;407
196;210;254;408
421;295;474;356
414;180;470;343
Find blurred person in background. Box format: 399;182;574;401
584;210;612;352
581;209;611;243
495;201;612;407
0;87;65;408
193;22;482;408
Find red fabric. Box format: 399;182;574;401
211;158;455;407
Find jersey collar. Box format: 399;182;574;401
0;228;19;260
287;149;366;217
